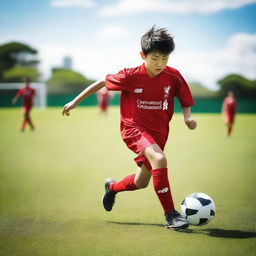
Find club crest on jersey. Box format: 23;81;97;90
164;86;170;98
134;88;143;93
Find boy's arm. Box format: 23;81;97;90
221;99;225;115
12;93;20;104
182;107;197;130
62;80;106;116
12;89;22;104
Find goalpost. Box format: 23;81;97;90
0;82;47;108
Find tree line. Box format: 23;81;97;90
0;41;255;98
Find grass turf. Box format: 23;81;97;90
0;107;255;256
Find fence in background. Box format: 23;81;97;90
0;93;256;113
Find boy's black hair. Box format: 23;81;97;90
141;26;175;56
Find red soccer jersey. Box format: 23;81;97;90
105;63;194;137
224;97;236;115
16;86;36;108
98;87;110;109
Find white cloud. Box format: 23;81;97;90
38;44;73;79
51;0;95;8
172;33;256;89
37;33;256;91
37;41;140;81
98;25;131;39
98;0;256;16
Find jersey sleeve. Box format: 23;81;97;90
105;69;131;92
16;88;23;97
174;71;194;108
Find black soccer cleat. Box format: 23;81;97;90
165;210;189;230
102;178;117;212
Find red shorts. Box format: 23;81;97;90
22;105;32;114
224;112;235;124
121;125;167;171
99;100;108;111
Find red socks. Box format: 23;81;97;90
109;168;175;215
151;168;175;215
110;174;138;192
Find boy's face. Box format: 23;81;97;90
228;91;234;97
140;51;169;77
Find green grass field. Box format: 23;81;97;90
0;107;255;256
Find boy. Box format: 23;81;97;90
62;26;197;230
97;87;110;114
222;90;237;136
12;77;36;132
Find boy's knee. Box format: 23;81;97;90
154;153;167;167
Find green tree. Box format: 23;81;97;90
3;66;40;82
189;82;217;98
47;69;95;94
0;41;39;81
217;74;256;98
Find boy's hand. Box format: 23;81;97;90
185;118;197;130
62;101;77;116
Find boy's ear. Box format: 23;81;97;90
140;51;146;60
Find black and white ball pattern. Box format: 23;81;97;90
181;192;216;226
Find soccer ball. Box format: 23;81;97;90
181;192;216;226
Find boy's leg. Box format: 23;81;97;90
226;114;235;137
109;174;137;192
144;144;189;229
27;116;35;130
227;124;232;136
134;164;151;188
25;111;35;130
226;122;232;136
143;144;175;215
110;164;151;192
228;116;235;136
102;164;151;211
21;113;27;131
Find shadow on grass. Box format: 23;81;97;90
109;221;163;228
109;221;256;239
195;228;256;239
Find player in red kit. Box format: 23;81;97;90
222;90;237;136
62;26;197;230
12;77;36;132
97;87;110;114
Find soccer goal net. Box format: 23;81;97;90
0;82;47;108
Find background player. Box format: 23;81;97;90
97;87;110;115
12;77;36;132
62;26;197;230
222;90;237;136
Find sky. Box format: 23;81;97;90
1;0;256;90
